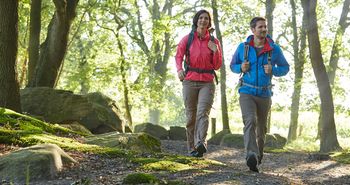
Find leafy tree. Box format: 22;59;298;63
301;0;341;152
288;0;307;142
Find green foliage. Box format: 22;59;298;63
17;0;350;128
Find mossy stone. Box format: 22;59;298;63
122;173;159;184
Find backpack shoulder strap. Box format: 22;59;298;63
185;30;195;65
268;50;272;65
244;42;249;62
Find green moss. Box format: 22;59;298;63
131;157;160;164
122;173;159;184
164;155;193;164
132;154;225;173
331;151;350;164
137;133;161;152
0;108;87;137
142;161;192;172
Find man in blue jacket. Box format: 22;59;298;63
230;17;289;172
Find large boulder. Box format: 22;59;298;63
218;133;287;149
265;133;287;149
84;132;161;153
208;129;231;145
220;133;244;148
20;87;125;134
134;123;168;140
168;126;186;141
0;144;76;183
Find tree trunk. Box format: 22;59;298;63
117;33;133;128
288;0;307;142
29;0;79;87
0;0;21;112
301;0;341;152
265;0;275;38
328;0;350;86
27;0;41;86
265;0;275;133
211;0;230;131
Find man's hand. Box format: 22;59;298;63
241;61;250;73
178;70;186;81
208;41;218;52
264;64;272;74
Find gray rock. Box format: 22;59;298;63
20;87;125;134
60;121;92;135
84;132;161;152
220;133;244;148
265;133;287;149
168;126;186;141
134;123;168;140
0;144;76;183
208;129;231;145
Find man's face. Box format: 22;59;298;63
252;20;267;39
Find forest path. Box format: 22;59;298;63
5;139;350;185
161;140;350;185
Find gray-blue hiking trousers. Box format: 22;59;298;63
239;93;271;162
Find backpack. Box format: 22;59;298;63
183;29;218;84
238;42;273;90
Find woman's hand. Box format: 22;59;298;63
208;41;218;52
178;70;186;81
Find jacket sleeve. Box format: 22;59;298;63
230;43;243;74
272;45;289;77
175;35;188;72
212;39;222;70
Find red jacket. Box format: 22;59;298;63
175;30;222;82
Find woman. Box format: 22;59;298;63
175;9;222;157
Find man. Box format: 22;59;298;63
230;17;289;172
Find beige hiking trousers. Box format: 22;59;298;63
182;80;215;152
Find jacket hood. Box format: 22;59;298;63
245;34;274;55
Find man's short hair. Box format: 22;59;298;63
250;17;266;29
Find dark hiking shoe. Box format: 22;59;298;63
189;151;203;158
196;143;207;156
246;153;259;173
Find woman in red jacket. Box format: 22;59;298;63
175;9;222;157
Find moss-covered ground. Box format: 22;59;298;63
0;107;230;184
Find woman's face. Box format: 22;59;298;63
197;13;210;29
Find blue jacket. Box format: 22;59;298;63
230;35;289;97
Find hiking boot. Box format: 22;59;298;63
189;151;203;158
246;153;259;173
196;143;207;156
